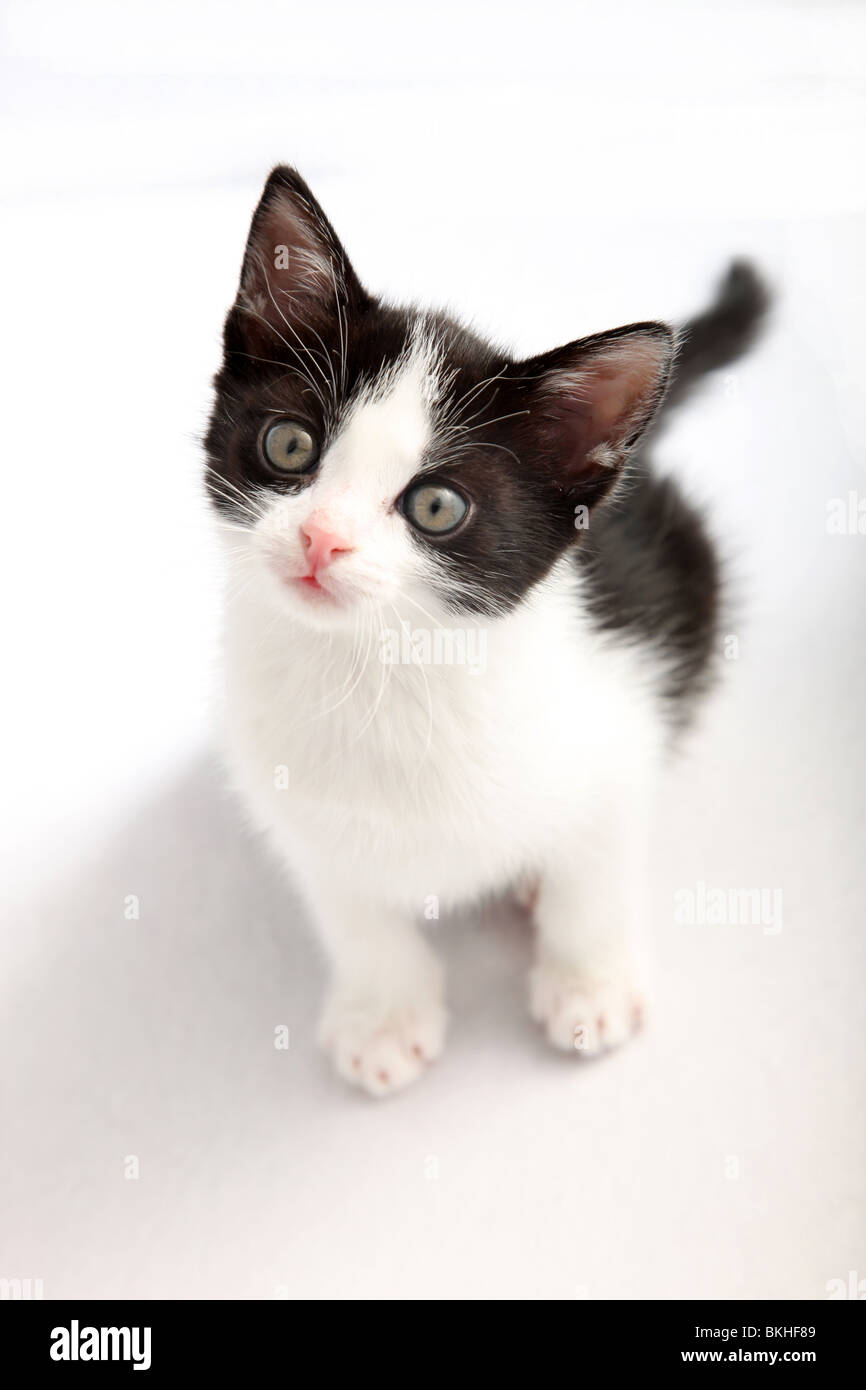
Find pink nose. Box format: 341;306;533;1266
300;517;354;575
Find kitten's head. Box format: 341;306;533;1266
206;166;674;632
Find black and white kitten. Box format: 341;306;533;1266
206;167;766;1096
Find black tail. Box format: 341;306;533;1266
661;259;770;416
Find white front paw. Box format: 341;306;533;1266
319;992;447;1097
529;959;647;1055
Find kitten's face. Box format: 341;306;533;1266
206;167;674;633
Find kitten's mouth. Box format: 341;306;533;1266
298;574;327;595
292;571;340;605
266;555;350;612
274;560;339;605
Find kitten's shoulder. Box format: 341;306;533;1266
575;463;720;721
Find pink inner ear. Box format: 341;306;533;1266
546;333;672;464
243;192;337;320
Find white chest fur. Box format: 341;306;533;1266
220;560;663;912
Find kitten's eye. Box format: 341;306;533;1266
262;419;319;474
402;482;469;536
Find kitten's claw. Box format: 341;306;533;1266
319;996;447;1096
529;961;647;1055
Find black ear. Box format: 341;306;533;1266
230;166;368;357
512;323;675;497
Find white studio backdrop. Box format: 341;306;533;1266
1;0;864;1298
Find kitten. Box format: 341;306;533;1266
205;166;767;1096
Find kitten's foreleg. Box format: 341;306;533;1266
306;879;447;1096
529;799;651;1055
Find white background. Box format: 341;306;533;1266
1;0;864;1299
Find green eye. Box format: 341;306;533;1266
403;482;469;536
262;419;319;474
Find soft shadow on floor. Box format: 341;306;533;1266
0;751;535;1296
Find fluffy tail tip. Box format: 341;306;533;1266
666;258;771;409
713;258;772;342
